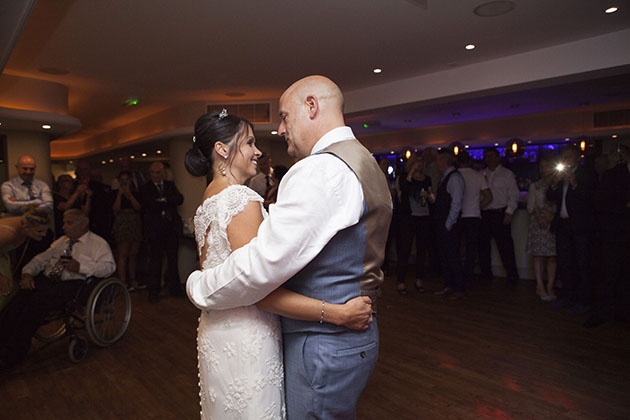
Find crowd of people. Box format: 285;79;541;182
382;143;630;328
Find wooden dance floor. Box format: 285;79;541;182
1;274;629;419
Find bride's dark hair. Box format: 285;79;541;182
185;110;254;179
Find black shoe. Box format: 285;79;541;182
397;284;408;295
583;314;607;328
414;280;425;293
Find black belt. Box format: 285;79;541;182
482;207;506;213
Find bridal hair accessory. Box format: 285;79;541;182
218;108;228;120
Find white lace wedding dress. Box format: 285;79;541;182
193;185;285;420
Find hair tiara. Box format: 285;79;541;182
218;108;228;120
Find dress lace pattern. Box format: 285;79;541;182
193;185;285;420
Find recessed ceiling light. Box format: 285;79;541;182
141;153;147;157
271;130;278;135
0;122;2;126
130;155;136;159
101;160;106;165
390;150;395;154
108;159;114;163
373;68;382;74
612;134;618;138
156;150;162;154
494;143;499;146
42;124;52;130
564;138;570;141
605;7;618;14
465;44;476;50
465;145;470;148
527;140;532;144
474;1;516;17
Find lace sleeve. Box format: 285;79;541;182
193;185;264;269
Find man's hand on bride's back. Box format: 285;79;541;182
341;296;373;330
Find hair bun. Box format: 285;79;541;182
184;147;210;177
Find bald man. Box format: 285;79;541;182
187;75;392;418
1;155;53;215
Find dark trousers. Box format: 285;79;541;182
555;219;592;305
396;215;432;283
0;276;83;366
479;209;519;281
459;217;480;287
595;239;630;318
147;228;181;296
437;221;464;293
382;210;399;273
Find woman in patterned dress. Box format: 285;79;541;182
184;110;373;420
526;156;557;301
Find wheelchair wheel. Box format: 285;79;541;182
85;277;131;347
68;336;88;363
34;318;66;343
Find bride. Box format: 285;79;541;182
185;109;373;419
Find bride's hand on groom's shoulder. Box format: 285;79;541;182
339;296;373;330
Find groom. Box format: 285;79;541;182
187;75;392;419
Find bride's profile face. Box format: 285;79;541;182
229;126;261;183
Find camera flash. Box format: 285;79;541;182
556;163;565;172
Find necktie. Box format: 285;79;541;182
23;181;35;200
49;239;78;281
157;183;164;196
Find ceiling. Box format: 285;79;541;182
1;0;630;159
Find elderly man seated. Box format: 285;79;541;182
0;209;115;370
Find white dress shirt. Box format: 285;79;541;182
22;231;116;281
187;126;366;310
459;167;489;218
442;167;465;230
483;165;520;214
1;176;54;214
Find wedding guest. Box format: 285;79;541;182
0;207;50;312
432;148;465;299
457;152;492;288
526;156;557;301
263;164;288;210
396;156;432;294
1;155;53;215
140;162;184;303
53;174;91;238
112;171;142;291
379;157;399;275
249;151;273;198
546;146;596;314
585;145;630;327
0;209;115;370
479;148;520;285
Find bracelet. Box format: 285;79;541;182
319;300;325;324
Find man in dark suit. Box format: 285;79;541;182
585;146;630;327
546;146;596;314
140;162;184;303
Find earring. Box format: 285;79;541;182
220;154;228;176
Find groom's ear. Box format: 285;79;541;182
305;94;318;120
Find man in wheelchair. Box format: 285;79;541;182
0;209;115;371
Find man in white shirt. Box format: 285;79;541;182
248;152;273;198
479;148;520;284
1;155;53;215
457;152;492;288
187;75;392;419
0;209;115;370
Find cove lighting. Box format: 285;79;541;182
373;68;382;74
605;7;618;13
465;44;476;50
42;124;52;130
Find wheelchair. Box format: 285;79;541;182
34;277;132;363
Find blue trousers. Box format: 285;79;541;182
283;320;379;419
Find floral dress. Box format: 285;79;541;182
526;180;556;256
193;185;285;420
